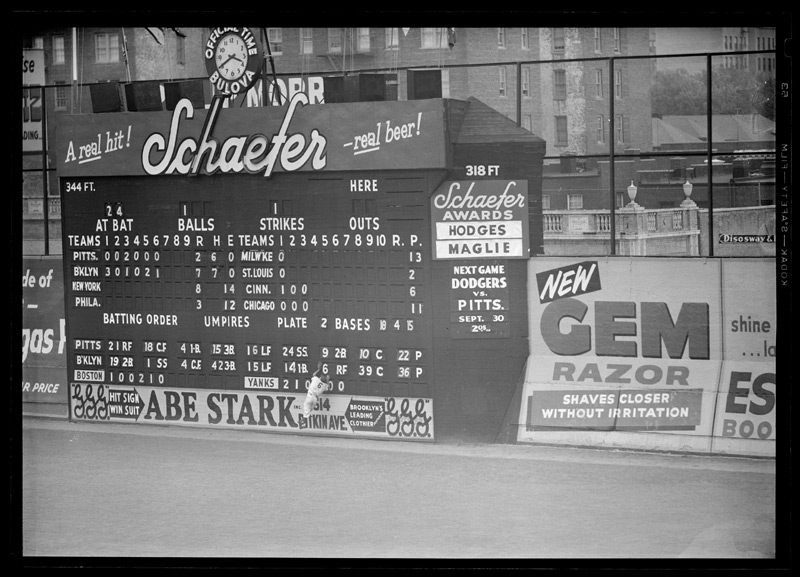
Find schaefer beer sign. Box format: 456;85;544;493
55;96;448;177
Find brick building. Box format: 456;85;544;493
653;26;777;73
22;27;656;156
23;27;207;115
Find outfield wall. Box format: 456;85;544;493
23;253;779;456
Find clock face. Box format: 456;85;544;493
215;34;248;81
205;27;263;95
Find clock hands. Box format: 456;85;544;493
220;54;244;68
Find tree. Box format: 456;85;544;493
650;69;706;116
711;67;760;115
651;67;776;120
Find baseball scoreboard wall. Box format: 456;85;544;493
56;92;545;441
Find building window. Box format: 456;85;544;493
52;35;65;65
567;194;583;210
176;35;185;65
300;28;313;55
55;82;68;111
553;28;565;52
555;116;568;146
95;32;120;63
596;115;605;143
595;69;603;98
328;28;342;53
542;195;550;210
386;27;399;49
616;114;625;143
616;192;626;208
267;28;282;55
522;114;532;132
521;28;529;49
553;69;566;100
593;28;601;52
522;67;530;97
32;36;44;49
613;27;621;52
497;27;506;48
357;28;370;52
421;28;448;49
614;69;622;98
499;66;507;96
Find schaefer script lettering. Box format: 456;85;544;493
142;92;327;177
433;181;525;221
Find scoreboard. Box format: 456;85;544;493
62;171;437;439
56;94;544;441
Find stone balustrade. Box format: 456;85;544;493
542;204;701;256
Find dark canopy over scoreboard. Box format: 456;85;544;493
57;94;545;442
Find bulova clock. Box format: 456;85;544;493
205;27;263;95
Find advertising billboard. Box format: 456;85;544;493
22;257;69;408
518;257;776;456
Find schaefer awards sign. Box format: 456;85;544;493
518;258;776;457
430;180;529;260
